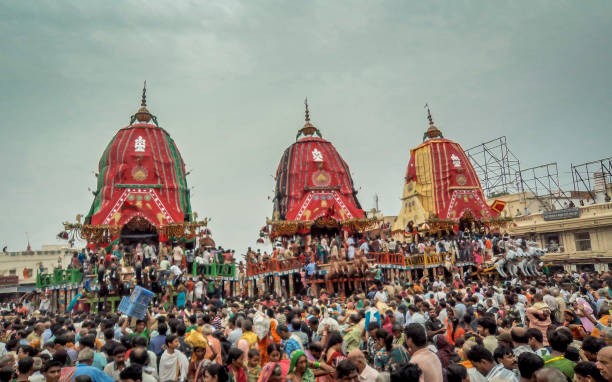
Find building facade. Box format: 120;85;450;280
508;201;612;272
0;245;75;293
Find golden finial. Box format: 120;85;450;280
296;97;321;139
135;81;152;123
423;103;442;141
425;103;434;126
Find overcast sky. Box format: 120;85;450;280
1;1;611;253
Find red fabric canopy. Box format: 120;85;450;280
405;138;498;221
85;123;191;229
273;136;364;223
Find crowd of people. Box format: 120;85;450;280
245;230;545;284
53;228;546;304
5;242;612;382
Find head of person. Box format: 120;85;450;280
404;323;427;352
289;351;308;374
165;334;179;351
574;361;606;382
128;348;149;367
119;365;142;382
347;349;367;373
510;327;529;346
446;363;468;382
18;345;35;359
326;331;344;351
466;345;495;377
265;363;283;382
276;325;290;340
548;328;573;353
336;359;359;382
390;363;421;382
43;360;62;382
17;356;33;378
526;328;544;349
583;337;607;363
267;343;282;363
493;345;516;371
193;346;206;361
597;346;612;381
367;322;380;337
534;367;568;382
205;363;229;382
77;348;94;366
308;343;323;361
391;323;403;339
227;348;244;370
247;349;260;368
132;336;148;350
476;316;497;337
113;345;127;365
517;352;544;382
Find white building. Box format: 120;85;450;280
0;245;76;293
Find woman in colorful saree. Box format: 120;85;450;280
285;351;315;382
257;362;284;382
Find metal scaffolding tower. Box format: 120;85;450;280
515;162;570;211
571;157;612;201
465;136;521;198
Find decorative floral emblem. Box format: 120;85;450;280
456;174;467;186
135;136;146;152
451;154;461;168
132;165;148;181
312;170;331;187
312;148;323;162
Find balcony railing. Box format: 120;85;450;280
192;263;236;278
36;268;83;288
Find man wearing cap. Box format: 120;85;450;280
74;348;114;382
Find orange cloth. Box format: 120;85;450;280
270;320;281;344
258;336;269;366
445;318;465;346
459;360;473;369
593;315;611;338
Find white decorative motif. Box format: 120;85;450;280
134;136;146;152
312;148;323;162
451;154;461;168
295;191;353;220
102;189;173;224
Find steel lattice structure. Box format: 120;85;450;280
465;136;521;198
571;157;612;201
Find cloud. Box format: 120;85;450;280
0;1;611;253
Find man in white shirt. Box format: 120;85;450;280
170;264;183;285
348;349;379;382
373;289;388;304
194;280;204;301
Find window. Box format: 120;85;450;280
575;232;592;251
544;233;563;253
8;269;16;275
